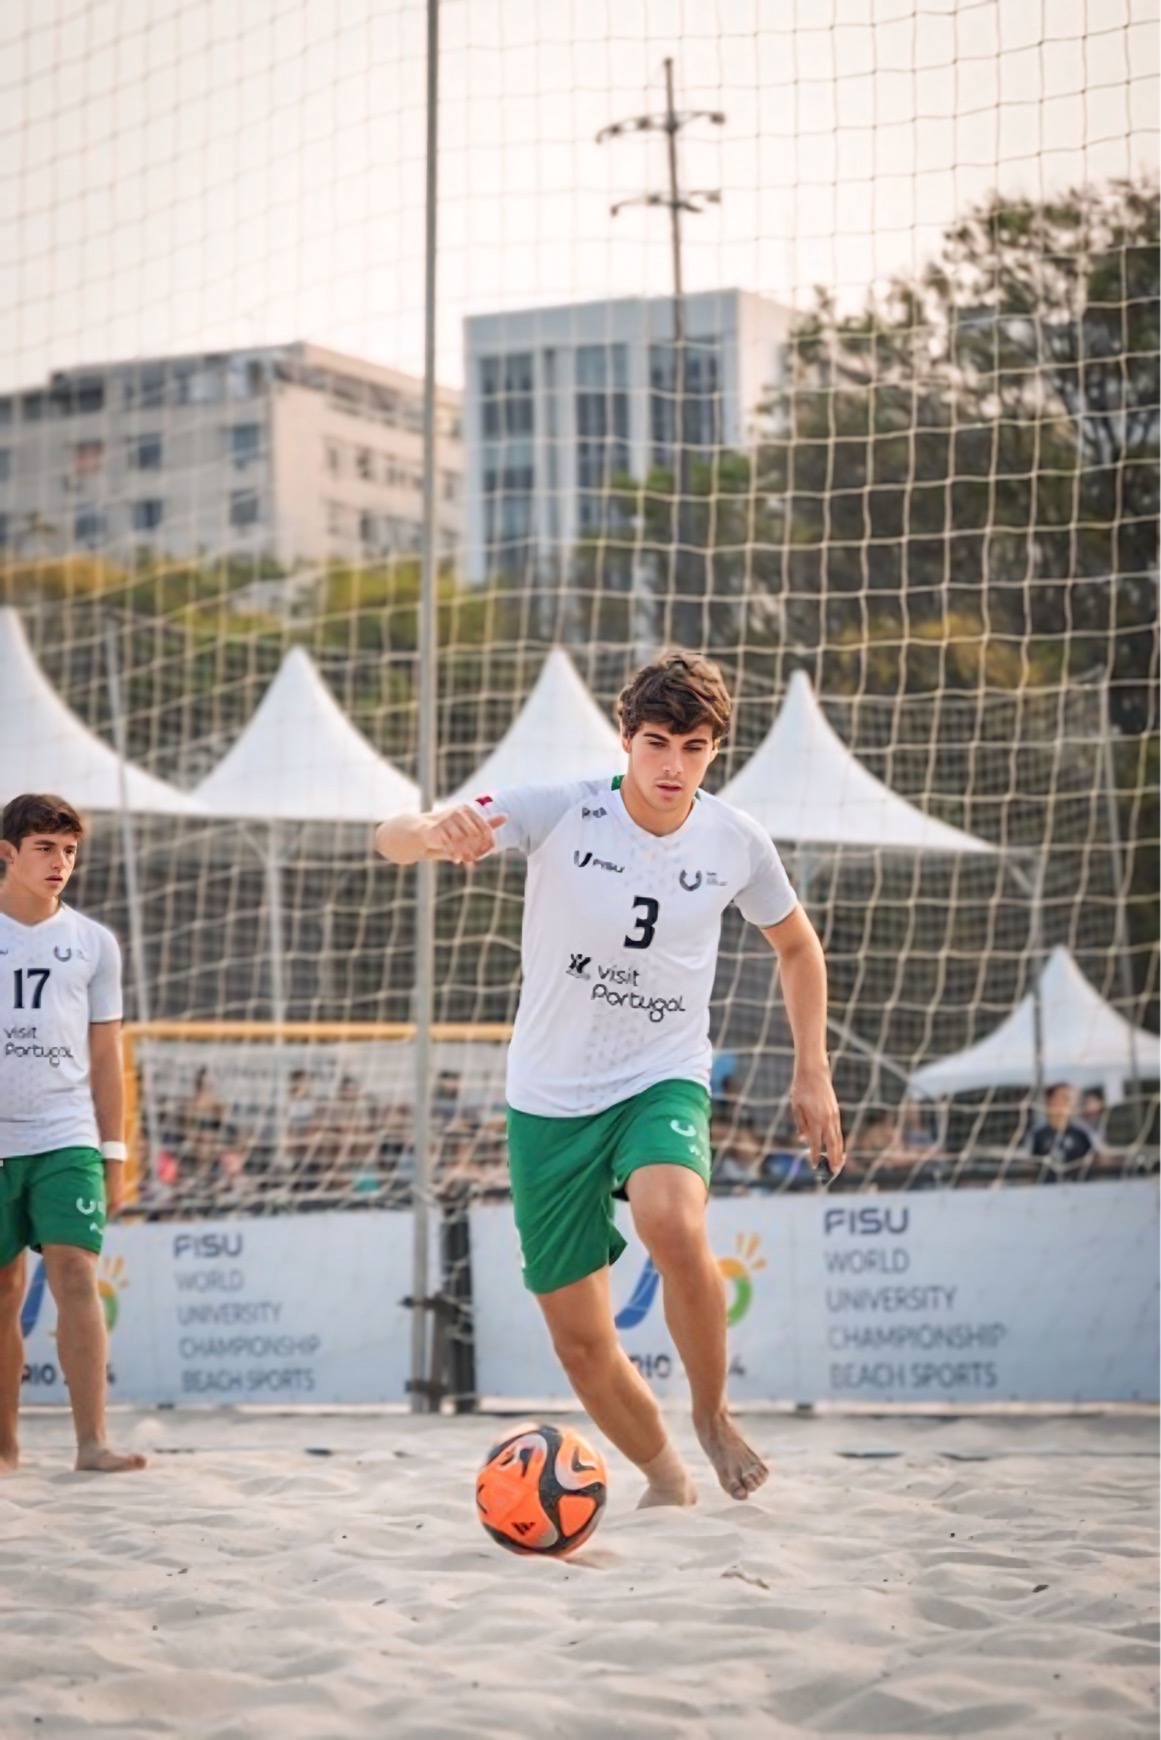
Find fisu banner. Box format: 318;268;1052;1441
470;1180;1160;1406
21;1210;417;1405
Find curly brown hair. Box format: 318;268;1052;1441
616;651;732;745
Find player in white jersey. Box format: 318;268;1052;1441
0;793;146;1474
376;653;843;1506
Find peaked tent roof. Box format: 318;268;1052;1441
0;606;201;815
448;648;625;803
720;671;992;854
910;945;1158;1105
195;646;419;822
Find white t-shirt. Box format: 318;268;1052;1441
475;777;797;1117
0;904;123;1158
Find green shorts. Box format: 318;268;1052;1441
0;1146;107;1269
505;1079;711;1296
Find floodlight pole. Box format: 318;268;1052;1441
102;621;162;1182
410;0;441;1414
1098;675;1142;1102
599;61;724;649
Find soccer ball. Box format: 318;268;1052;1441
475;1421;608;1556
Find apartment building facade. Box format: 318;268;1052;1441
461;289;792;583
0;343;463;570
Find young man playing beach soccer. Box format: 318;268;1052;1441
376;653;843;1505
0;794;145;1474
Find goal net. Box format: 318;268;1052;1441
1;1;1157;1406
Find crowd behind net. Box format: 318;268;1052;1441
2;1;1158;1242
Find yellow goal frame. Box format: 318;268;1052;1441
122;1020;514;1202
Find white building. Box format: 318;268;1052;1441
462;290;791;582
0;344;463;571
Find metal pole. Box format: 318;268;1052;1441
1029;848;1048;1104
103;622;162;1181
664;56;687;625
411;0;441;1414
266;822;288;1174
1098;675;1142;1101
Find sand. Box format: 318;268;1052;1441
1;1409;1157;1739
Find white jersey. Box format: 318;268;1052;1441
476;777;797;1117
0;904;123;1158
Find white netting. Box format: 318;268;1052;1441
1;1;1156;1251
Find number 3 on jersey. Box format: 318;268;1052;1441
624;896;659;951
13;968;51;1009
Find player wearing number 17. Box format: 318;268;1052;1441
0;794;145;1474
376;653;844;1507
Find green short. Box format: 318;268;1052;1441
0;1146;107;1269
505;1079;712;1296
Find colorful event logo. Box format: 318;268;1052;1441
20;1253;127;1337
718;1233;765;1327
97;1255;128;1333
614;1234;764;1332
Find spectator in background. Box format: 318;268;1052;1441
286;1067;321;1185
1025;1082;1096;1176
1080;1086;1108;1148
847;1106;902;1180
898;1098;940;1160
433;1070;462;1122
311;1073;380;1200
178;1066;227;1190
710;1109;763;1189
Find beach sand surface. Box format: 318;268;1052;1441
2;1410;1157;1739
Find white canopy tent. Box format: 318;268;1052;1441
910;945;1158;1106
719;669;992;856
194;644;419;825
718;670;994;1100
447;648;625;803
194;644;419;1019
0;606;199;816
193;646;420;1164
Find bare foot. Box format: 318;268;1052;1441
0;1444;18;1475
637;1470;698;1510
75;1444;147;1474
636;1438;698;1509
695;1412;768;1501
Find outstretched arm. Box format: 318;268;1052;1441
761;904;845;1174
374;803;507;867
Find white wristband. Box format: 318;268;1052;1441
101;1140;128;1162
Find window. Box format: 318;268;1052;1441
75;378;105;414
131;499;164;532
131;434;163;471
649;339;721;468
441;471;460;503
0;450;10;484
575;344;630;532
229;490;260;529
0;514;7;546
74;506;105;547
326;500;349;538
480;353;534;438
325;441;342;475
72;440;105;477
137;370;167;408
0;400;12;427
359;511;377;547
21;393;45;423
230;423;262;461
355;448;373;481
480;353;536;573
369;384;399;425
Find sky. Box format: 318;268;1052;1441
1;0;1157;392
